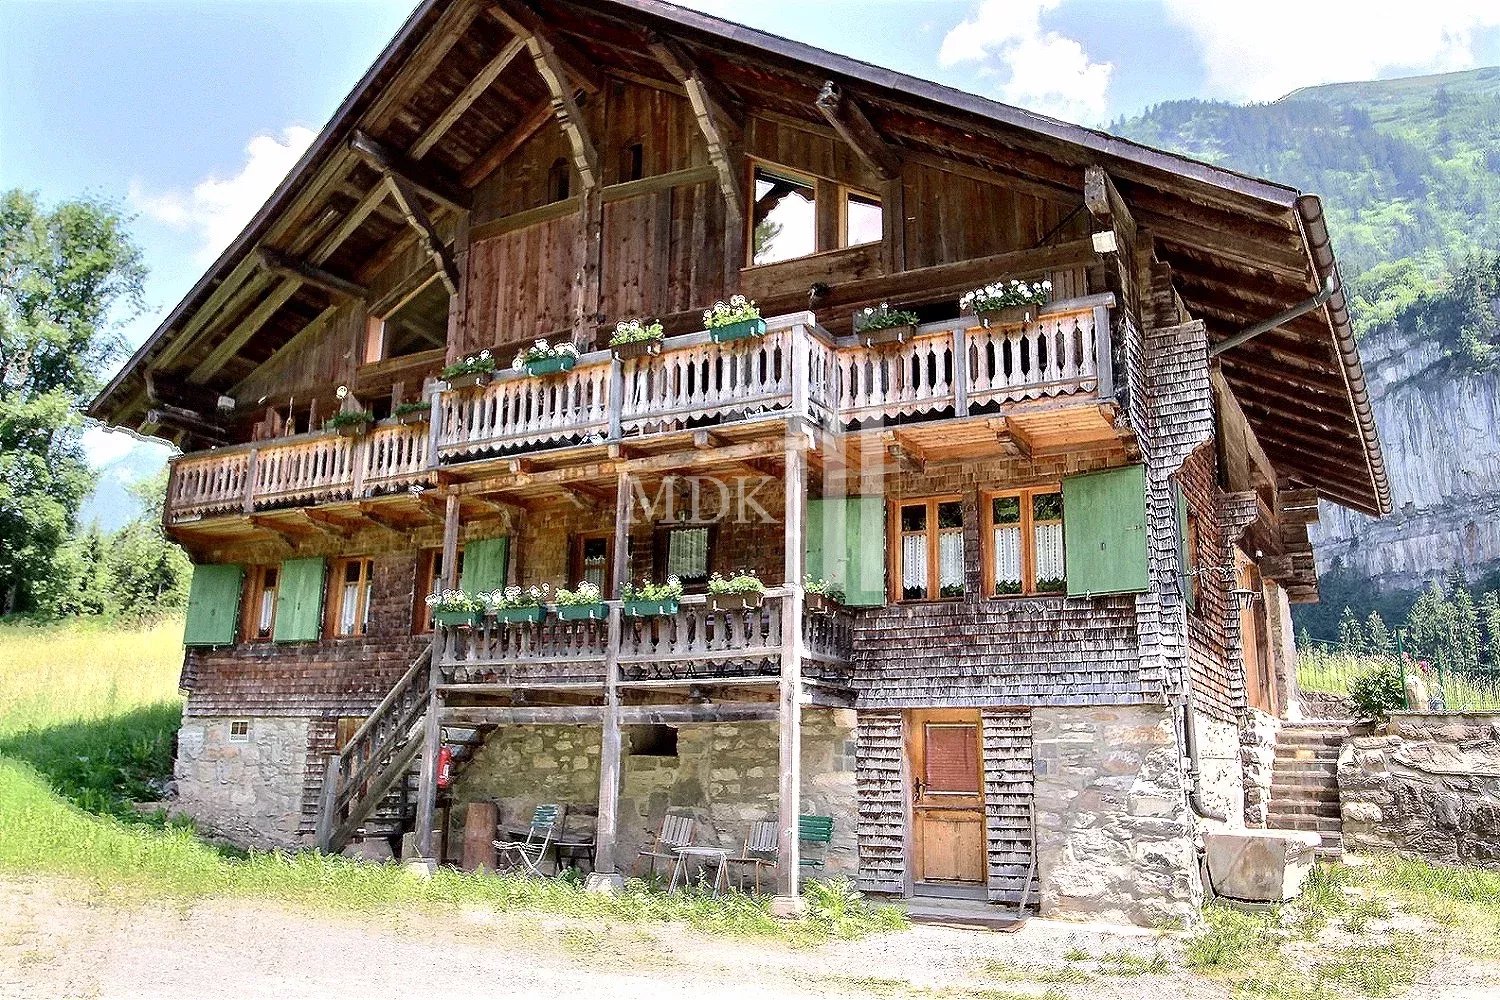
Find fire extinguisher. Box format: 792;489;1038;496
436;746;453;789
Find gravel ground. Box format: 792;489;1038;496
0;876;1493;1000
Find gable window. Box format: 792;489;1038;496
983;486;1066;597
329;557;374;637
414;548;463;633
751;165;817;265
620;141;644;182
892;497;965;601
548;158;571;202
657;525;711;587
242;565;280;641
365;276;450;364
571;533;614;598
843;190;883;247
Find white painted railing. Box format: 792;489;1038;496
253;433;356;506
167;450;251;519
833;330;957;423
619;327;794;433
438;356;612;458
361;423;431;492
966;306;1101;407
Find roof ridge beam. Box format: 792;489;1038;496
349;130;472;213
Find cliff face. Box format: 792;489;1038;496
1310;323;1500;591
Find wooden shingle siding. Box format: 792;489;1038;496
981;709;1038;906
855;710;907;895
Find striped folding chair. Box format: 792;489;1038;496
494;803;563;876
638;812;696;877
726;820;780;894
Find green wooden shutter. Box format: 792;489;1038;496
1062;464;1149;597
1176;483;1197;612
182;563;244;646
460;537;510;593
843;496;886;606
805;498;845;586
273;557;327;642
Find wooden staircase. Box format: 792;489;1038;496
1265;721;1348;858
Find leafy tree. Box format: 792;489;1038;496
102;469;190;619
0;189;145;614
1365;611;1392;654
1337;605;1366;652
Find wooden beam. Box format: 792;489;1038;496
383;174;461;295
304;508;362;538
650;34;744;223
349;130;472;213
460;100;553;188
358;501;420;533
487;0;600;94
255;248;367;301
410;36;527;159
143;405;228;445
248;514;316;547
186;278;303;384
815;81;900;181
491;1;600;190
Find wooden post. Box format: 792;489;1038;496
1093;303;1116;401
314;752;341;852
952;324;970;418
242;447;260;514
607;356;624;441
777;434;807;902
425;378;444;471
350;434;370;500
594;467;632;876
416;492;461;860
440;490;461;590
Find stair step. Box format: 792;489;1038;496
1265;815;1343;832
1272;761;1339;775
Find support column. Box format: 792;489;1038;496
415;491;461;861
593;468;632;880
777;434;808;906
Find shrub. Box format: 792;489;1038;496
1348;659;1408;720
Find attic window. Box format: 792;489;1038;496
751;165;816;265
621;141;644;182
367;276;450;363
548;158;571;202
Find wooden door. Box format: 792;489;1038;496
1236;549;1277;715
908;709;987;885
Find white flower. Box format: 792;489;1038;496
479;349;491;360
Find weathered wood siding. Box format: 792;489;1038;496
854;709;906;894
464;216;579;351
981;708;1038;905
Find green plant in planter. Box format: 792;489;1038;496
513;339;580;375
707;570;766;611
393;399;432;423
994;579;1023;596
1035;577;1066;594
854;302;920;342
622;576;683;617
325;409;375;434
441;351;497;383
481;584;550;625
425;589;485;626
554;580;608;621
703;295;765;342
960;278;1052;321
609;318;665;346
804;576;845;612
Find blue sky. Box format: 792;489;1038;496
4;0;1500;474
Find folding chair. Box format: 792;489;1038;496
493;803;563;876
798;815;834;876
726;820;779;894
637;812;696;877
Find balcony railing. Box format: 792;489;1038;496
166;296;1112;523
435;589;855;691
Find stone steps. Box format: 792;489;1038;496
1266;723;1350;859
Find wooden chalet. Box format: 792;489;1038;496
91;0;1388;921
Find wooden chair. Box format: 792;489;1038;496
638;812;696;877
798;814;835;875
726;820;779;894
493;803;563;876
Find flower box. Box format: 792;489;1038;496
707;591;765;613
612;338;663;361
557;602;609;622
524;355;577;377
447;370;491;389
396;409;430;426
624;598;679;618
334;421;371;439
976;305;1037;327
433;610;479;627
804;592;842;615
860;323;916;348
709;317;767;343
491;606;546;625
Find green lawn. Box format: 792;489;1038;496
0;617;901;942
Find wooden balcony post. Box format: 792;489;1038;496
777;437;807;903
350;433;370;500
241;447;259;514
952;324;970;417
1093;302;1116;401
425;377;444;471
416;491;462;861
790;322;810;419
607;356;624;441
594;467;632;877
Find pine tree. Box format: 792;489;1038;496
1365;611;1392;654
1338;606;1366;653
1478;591;1500;669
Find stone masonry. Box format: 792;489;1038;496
1031;704;1202;926
450;709;858;879
175;716;310;849
1240;707;1279;827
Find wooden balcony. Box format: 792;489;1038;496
165;296;1113;525
436;590;855;703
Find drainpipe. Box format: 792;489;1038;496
1207;275;1336;359
1180;682;1229;823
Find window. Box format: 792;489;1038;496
658;525;711;586
751;165;817;265
366;276;450;363
627;724;678;757
242;565;279;641
571;533;614;598
620;141;644;182
548;157;571;202
892;497;965;601
229;720;250;744
329;557;374;637
414;549;463;633
843;189;883;247
983;486;1066;597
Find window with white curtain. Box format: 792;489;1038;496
896;499;965;601
986;487;1066;596
665;526;710;582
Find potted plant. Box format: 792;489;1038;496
426;589;484;627
707;570;766;612
441;351;497;389
484;584;550;625
854;302;920;347
325;409;375;438
804;576;845;614
394;399;431;426
960;278;1052;326
704;295;765;343
554;580;608;621
514;339;580;377
622;576;683;618
609;318;665;361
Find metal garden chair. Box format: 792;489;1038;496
637;812;696;877
493;803;563;876
798;814;835;875
726;820;779;894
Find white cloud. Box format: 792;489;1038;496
1164;1;1500;102
938;0;1112;124
130;126;316;264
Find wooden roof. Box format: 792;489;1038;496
88;0;1389;516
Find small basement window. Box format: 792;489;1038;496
229;720;250;743
367;276;450;363
627;724;678;757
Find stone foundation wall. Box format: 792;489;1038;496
449;709;858;879
1338;712;1500;867
174;716;310;849
1193;710;1246;827
1031;704;1202;926
1240;708;1279;827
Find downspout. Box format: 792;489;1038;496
1179;682;1228;823
1207;275;1335;358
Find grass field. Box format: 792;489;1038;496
0;617;900;943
